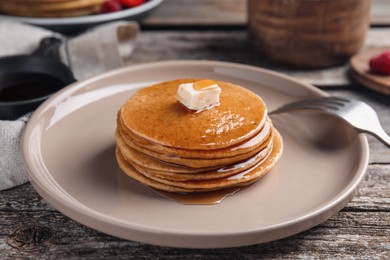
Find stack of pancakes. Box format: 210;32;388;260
0;0;105;18
116;79;283;193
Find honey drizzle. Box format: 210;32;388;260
153;187;242;205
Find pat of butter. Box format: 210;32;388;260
177;80;221;111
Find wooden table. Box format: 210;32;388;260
1;0;389;258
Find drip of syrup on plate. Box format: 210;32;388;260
153;187;242;205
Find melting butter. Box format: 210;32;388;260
177;80;221;111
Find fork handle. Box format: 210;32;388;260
369;128;390;148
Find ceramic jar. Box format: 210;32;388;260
248;0;372;67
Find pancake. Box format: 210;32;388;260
118;113;273;159
131;144;273;181
116;129;273;179
116;129;283;192
0;0;104;11
120;79;267;150
12;0;78;2
119;131;270;168
0;6;100;18
117;120;275;168
0;0;104;17
115;78;283;194
116;131;218;173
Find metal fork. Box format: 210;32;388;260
269;97;390;148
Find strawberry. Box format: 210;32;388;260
369;51;390;75
119;0;145;8
101;0;122;13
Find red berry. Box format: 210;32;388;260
369;51;390;75
101;0;122;13
119;0;145;8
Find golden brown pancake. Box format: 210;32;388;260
120;79;267;150
119;132;270;168
116;131;219;173
116;130;274;179
118;113;273;159
12;0;79;2
117;121;275;168
0;0;104;17
116;129;283;192
115;78;283;193
0;6;100;18
1;0;104;11
131;144;273;181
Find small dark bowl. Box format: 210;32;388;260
0;55;75;120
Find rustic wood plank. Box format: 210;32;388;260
141;0;390;27
371;0;390;26
347;164;390;211
141;0;246;27
1;211;389;259
0;161;389;258
1;211;388;259
0;181;390;259
1;210;388;259
127;28;390;87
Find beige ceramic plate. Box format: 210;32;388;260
22;61;369;248
0;0;163;32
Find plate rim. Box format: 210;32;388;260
22;60;370;248
0;0;163;27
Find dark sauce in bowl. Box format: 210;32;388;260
0;73;64;102
0;55;75;120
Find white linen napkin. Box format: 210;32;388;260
0;20;139;190
0;114;31;190
60;21;139;80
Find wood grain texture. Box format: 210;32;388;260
370;0;390;26
0;163;388;258
141;0;246;26
126;28;390;87
141;0;390;27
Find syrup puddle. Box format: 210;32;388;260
153;187;242;205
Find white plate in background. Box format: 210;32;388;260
0;0;163;32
